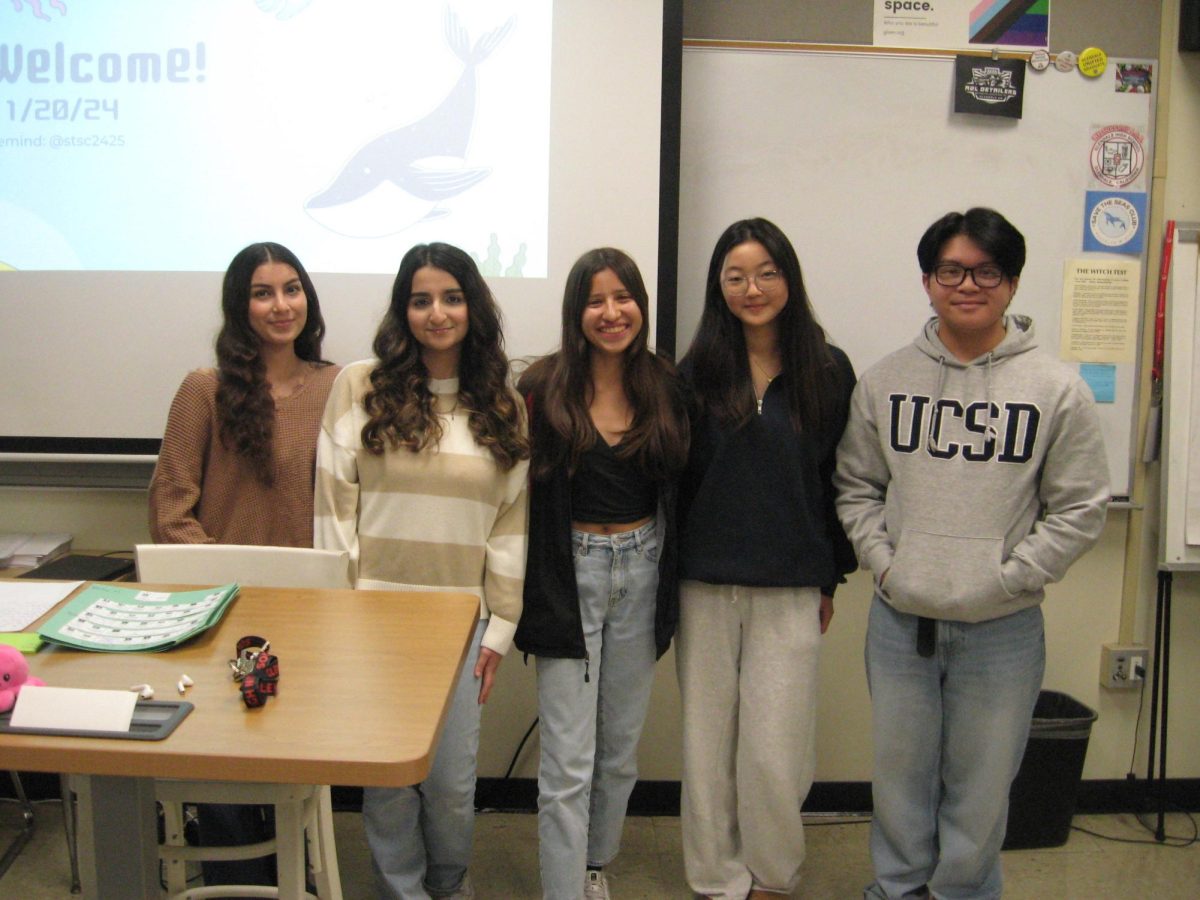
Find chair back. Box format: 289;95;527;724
134;544;351;589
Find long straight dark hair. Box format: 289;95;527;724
361;242;528;471
518;248;688;482
215;241;328;484
681;218;841;433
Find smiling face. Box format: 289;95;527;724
720;240;789;334
581;267;643;357
247;261;308;350
923;234;1018;360
407;265;469;373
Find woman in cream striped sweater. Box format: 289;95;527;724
315;243;529;900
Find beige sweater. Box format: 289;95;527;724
149;364;340;546
314;361;529;655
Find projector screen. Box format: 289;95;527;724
0;0;672;457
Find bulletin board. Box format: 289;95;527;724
676;44;1157;499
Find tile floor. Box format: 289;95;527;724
1;801;1197;898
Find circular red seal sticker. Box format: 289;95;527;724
1089;125;1145;188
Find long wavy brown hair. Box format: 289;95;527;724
361;243;529;471
517;248;688;483
215;242;329;485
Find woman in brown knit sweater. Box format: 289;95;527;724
147;241;340;889
149;241;339;546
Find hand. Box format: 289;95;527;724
819;594;834;634
475;646;502;704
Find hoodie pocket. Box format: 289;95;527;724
883;529;1012;615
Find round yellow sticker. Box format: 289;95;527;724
1078;46;1108;77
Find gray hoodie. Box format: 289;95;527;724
834;315;1109;623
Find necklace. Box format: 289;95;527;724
749;355;780;413
271;363;310;401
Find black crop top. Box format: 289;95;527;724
570;438;657;523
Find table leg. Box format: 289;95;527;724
74;775;158;900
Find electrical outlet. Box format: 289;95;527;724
1100;643;1149;689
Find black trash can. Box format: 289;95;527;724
1003;690;1098;850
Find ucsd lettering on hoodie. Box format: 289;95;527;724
834;313;1109;623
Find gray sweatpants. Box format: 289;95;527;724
675;581;822;899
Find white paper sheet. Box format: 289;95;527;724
0;580;83;631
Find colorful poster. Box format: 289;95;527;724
875;0;1049;50
1116;63;1153;94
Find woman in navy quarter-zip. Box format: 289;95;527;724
675;218;856;900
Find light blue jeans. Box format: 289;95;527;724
364;619;485;900
864;595;1044;900
535;521;659;900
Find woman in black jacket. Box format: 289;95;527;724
516;247;688;900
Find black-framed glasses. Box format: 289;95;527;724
932;263;1006;288
721;269;783;296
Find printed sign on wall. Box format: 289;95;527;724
954;56;1025;118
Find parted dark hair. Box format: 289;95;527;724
917;207;1026;279
681;217;842;433
215;241;328;485
518;248;688;482
361;242;528;471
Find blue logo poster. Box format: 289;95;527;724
1083;191;1147;255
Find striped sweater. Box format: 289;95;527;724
314;360;529;655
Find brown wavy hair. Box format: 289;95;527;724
517;248;688;482
215;242;329;485
361;243;529;471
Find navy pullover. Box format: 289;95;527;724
679;348;857;595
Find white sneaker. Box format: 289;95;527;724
584;869;610;899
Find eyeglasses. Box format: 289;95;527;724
721;269;783;296
932;263;1006;288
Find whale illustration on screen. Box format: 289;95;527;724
305;10;515;238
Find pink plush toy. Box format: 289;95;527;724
0;644;45;713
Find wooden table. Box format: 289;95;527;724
0;581;479;898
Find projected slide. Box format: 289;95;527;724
0;0;550;275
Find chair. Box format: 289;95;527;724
133;544;352;900
134;544;352;590
0;772;81;893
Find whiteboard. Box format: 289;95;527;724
1160;226;1200;570
677;45;1154;498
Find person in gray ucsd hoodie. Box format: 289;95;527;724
835;208;1109;900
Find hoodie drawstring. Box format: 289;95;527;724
926;355;948;454
984;353;999;443
926;351;999;453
